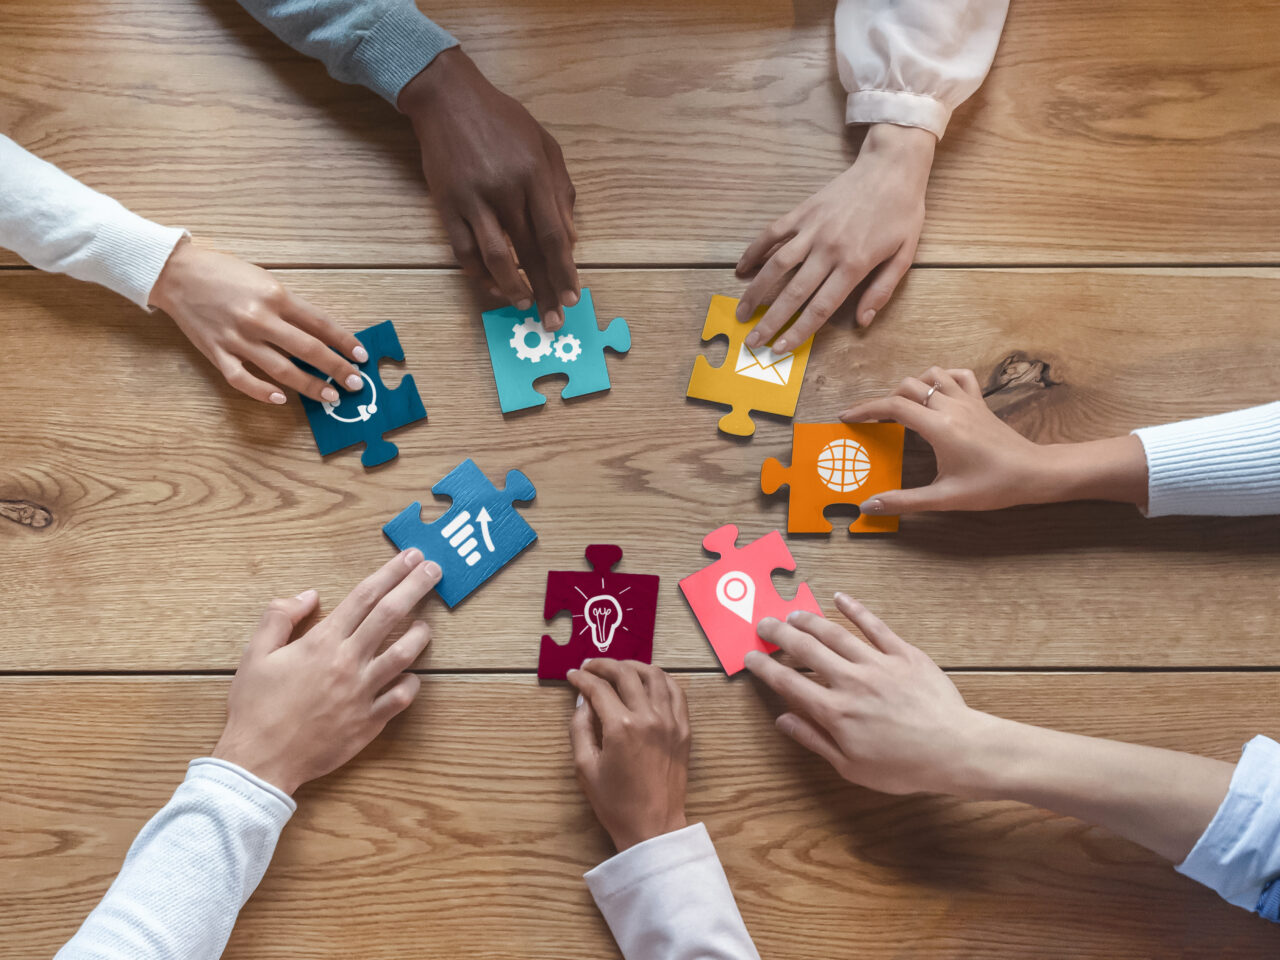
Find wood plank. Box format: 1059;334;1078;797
3;673;1277;958
3;267;1279;670
2;0;1277;266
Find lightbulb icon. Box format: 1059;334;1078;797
584;594;624;652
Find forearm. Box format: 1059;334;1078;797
234;0;457;104
56;759;294;960
1030;435;1150;508
0;135;185;309
956;713;1232;864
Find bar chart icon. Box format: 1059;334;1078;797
439;507;496;567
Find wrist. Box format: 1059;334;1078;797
147;234;194;313
941;711;1035;801
211;733;302;796
1033;436;1150;507
859;123;937;173
397;46;474;120
609;812;688;852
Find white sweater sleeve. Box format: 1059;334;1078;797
1177;736;1280;920
55;758;295;960
1133;402;1280;517
584;822;760;960
835;0;1010;139
0;135;186;309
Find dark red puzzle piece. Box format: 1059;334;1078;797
538;545;660;680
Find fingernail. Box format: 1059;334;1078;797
321;387;339;403
861;498;884;515
736;304;748;321
516;298;533;311
575;693;585;708
422;561;442;580
786;610;804;623
353;346;369;363
543;309;560;329
757;617;779;629
295;588;317;601
487;286;501;298
561;290;579;307
777;715;796;734
833;591;849;603
860;309;876;327
773;339;788;353
745;333;759;348
268;392;287;405
403;547;423;566
743;650;760;667
345;374;363;391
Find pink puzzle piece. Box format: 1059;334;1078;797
538;545;661;680
679;525;822;675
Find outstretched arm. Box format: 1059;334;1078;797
56;551;441;959
743;596;1280;920
840;366;1280;517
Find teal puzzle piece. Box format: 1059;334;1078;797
383;458;537;608
481;288;631;413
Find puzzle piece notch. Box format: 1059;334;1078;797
686;295;815;438
383;458;537;608
678;523;822;675
482;288;632;413
761;422;905;534
538;544;661;680
297;320;427;467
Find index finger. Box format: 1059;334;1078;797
323;549;423;637
568;666;628;726
347;558;441;657
528;176;579;310
580;659;648;712
839;395;938;435
284;292;367;365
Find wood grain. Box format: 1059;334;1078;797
3;673;1277;959
1;267;1278;671
1;0;1277;266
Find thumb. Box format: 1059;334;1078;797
859;483;954;517
569;697;600;774
248;589;319;657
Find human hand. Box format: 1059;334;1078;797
567;660;691;851
399;48;578;332
734;124;936;354
840;366;1149;514
744;594;991;797
149;237;367;405
211;549;441;795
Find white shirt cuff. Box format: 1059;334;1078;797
846;90;950;139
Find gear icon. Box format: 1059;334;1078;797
510;317;554;362
553;333;583;363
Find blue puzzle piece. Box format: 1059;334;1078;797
383;458;537;607
481;287;631;413
297;320;426;467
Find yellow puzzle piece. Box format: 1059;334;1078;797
686;295;815;437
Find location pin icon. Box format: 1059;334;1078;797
716;570;756;623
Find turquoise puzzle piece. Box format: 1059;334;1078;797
383;458;537;608
481;288;631;413
296;320;426;468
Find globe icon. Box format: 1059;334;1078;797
815;439;871;492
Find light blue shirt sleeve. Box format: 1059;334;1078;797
234;0;459;104
1177;735;1280;920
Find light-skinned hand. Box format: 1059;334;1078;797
734;124;936;354
840;365;1149;515
744;594;988;796
211;549;441;794
398;48;578;332
149;237;367;406
567;660;691;851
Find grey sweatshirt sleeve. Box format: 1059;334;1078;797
234;0;459;104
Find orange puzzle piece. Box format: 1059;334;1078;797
686;295;815;437
761;422;905;534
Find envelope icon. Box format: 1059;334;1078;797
735;341;795;385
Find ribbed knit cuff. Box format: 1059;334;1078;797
353;4;459;104
82;214;187;311
1132;402;1280;517
846;90;949;140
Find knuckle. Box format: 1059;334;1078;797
351;582;381;608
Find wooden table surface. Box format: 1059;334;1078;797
2;1;1278;957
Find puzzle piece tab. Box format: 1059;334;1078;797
678;524;822;675
686;295;814;437
383;458;537;608
538;545;660;680
482;288;631;413
297;320;426;467
762;422;905;534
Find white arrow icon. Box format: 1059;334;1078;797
476;508;495;552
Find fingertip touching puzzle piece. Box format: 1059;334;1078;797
678;524;822;675
383;458;537;608
482;288;631;413
297;320;426;467
686;295;814;438
761;422;905;534
537;544;661;680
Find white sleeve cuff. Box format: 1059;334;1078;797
185;758;297;818
1132;402;1280;517
585;823;760;960
87;218;188;311
846;90;949;140
1177;736;1280;912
